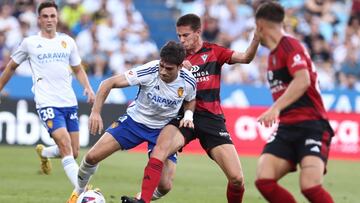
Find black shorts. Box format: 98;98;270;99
262;120;334;170
168;112;233;157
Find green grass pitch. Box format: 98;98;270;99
0;145;359;203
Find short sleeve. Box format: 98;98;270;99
11;39;28;65
181;69;197;101
185;86;196;101
286;51;308;76
213;44;234;65
124;60;159;86
69;37;81;66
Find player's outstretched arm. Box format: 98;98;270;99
182;60;192;71
72;65;95;103
89;74;130;135
230;33;260;64
180;99;196;128
0;59;19;92
258;69;310;127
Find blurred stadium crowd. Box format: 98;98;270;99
0;0;360;91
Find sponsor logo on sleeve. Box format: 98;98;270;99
291;54;307;68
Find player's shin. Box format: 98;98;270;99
77;158;98;194
140;158;164;203
227;182;245;203
62;155;80;188
255;179;296;203
302;185;334;203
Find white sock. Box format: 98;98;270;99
76;158;98;194
41;145;60;158
62;155;79;188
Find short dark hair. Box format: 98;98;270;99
255;1;284;23
160;41;186;66
176;14;201;31
37;1;58;15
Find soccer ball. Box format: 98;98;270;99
76;189;106;203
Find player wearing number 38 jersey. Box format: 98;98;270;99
0;1;95;195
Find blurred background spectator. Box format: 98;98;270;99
0;0;359;91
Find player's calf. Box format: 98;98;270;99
255;179;296;203
227;182;245;203
302;185;334;203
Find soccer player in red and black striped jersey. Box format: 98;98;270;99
254;2;334;203
121;14;260;203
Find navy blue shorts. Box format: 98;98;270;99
106;115;177;163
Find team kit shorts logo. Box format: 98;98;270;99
267;132;276;143
111;121;119;128
70;113;78;120
118;115;128;123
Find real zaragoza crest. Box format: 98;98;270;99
177;87;184;97
47;120;53;129
61;41;67;48
111;121;119;128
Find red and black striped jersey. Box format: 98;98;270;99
187;42;234;119
267;35;328;124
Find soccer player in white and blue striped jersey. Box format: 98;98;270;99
67;41;196;203
0;0;95;192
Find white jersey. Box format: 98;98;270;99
125;60;196;129
11;32;81;108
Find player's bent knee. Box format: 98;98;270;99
300;168;323;190
157;181;172;195
85;152;100;165
300;178;322;191
229;174;245;186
